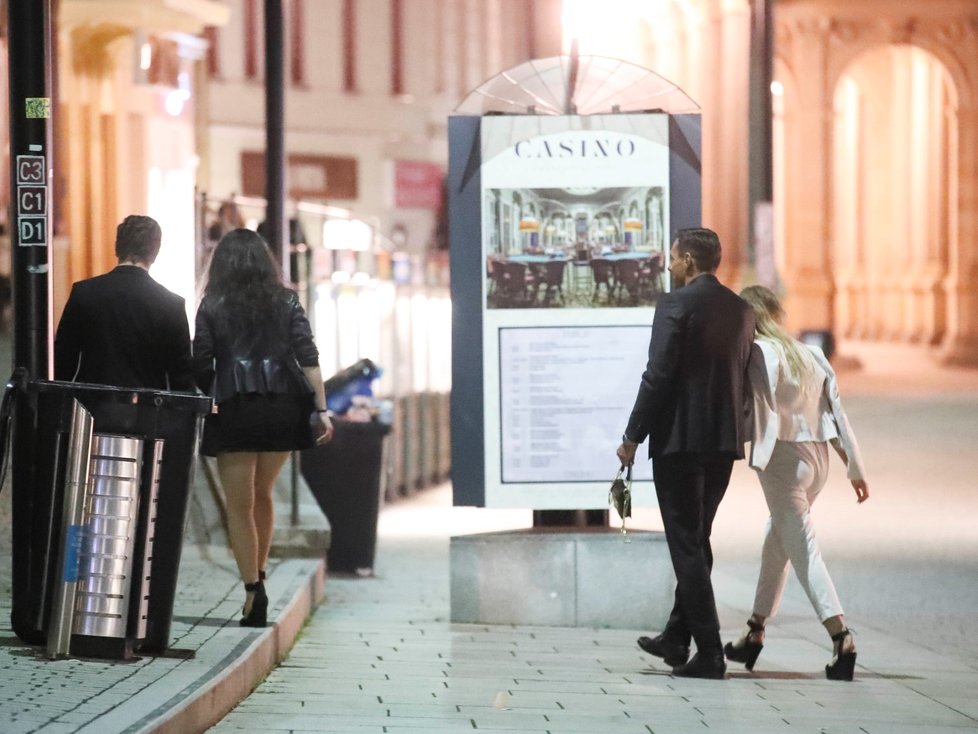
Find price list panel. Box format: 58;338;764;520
498;325;653;483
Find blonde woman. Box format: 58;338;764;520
727;285;869;681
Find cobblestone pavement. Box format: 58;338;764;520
0;545;236;733
2;339;977;733
209;341;978;733
0;446;322;734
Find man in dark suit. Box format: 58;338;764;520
54;215;193;391
617;227;755;679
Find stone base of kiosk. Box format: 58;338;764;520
450;528;675;629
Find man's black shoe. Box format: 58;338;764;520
672;651;727;680
637;634;690;667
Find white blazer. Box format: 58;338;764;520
747;339;866;480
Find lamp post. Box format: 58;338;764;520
265;0;288;282
263;0;304;524
7;0;55;379
748;0;775;287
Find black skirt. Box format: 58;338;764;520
200;392;314;457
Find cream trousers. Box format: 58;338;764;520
752;439;844;622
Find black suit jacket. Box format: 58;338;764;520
624;273;755;458
54;265;193;391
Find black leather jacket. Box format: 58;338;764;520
192;289;319;404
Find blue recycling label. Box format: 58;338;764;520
63;524;85;583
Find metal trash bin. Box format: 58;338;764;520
300;418;390;576
3;378;210;658
71;434;144;658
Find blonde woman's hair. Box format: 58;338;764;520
740;285;817;389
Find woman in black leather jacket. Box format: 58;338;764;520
193;228;333;626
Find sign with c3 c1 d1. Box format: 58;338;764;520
16;154;48;246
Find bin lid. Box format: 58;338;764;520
29;380;212;414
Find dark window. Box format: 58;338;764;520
434;0;445;93
290;0;305;85
456;1;468;97
244;0;259;79
391;0;403;95
204;26;220;77
343;0;357;92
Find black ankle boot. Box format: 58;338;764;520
637;634;690;667
240;580;268;628
724;619;765;671
672;650;727;679
825;629;856;681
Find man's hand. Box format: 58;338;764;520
617;440;638;467
851;478;869;503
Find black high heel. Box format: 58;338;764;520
724;619;765;671
240;580;268;628
825;629;856;681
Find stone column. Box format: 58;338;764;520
907;56;951;346
776;14;834;333
59;25;130;293
702;0;751;288
942;104;978;364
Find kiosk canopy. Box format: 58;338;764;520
456;55;700;117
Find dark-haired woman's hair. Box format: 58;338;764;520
203;228;285;332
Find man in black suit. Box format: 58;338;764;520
617;228;754;679
54;215;193;391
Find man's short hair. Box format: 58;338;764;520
675;227;722;272
115;215;162;264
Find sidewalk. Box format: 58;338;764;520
206;483;978;734
205;340;978;734
2;338;977;733
0;463;326;734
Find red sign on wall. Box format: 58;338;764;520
394;160;443;210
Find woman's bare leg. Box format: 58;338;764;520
217;452;260;585
823;614;846;638
253;451;290;575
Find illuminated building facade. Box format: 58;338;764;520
0;0;975;364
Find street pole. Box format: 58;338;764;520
263;0;300;524
7;0;55;379
748;0;775;287
264;0;288;282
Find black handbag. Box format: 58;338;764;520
609;464;632;535
288;357;329;447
